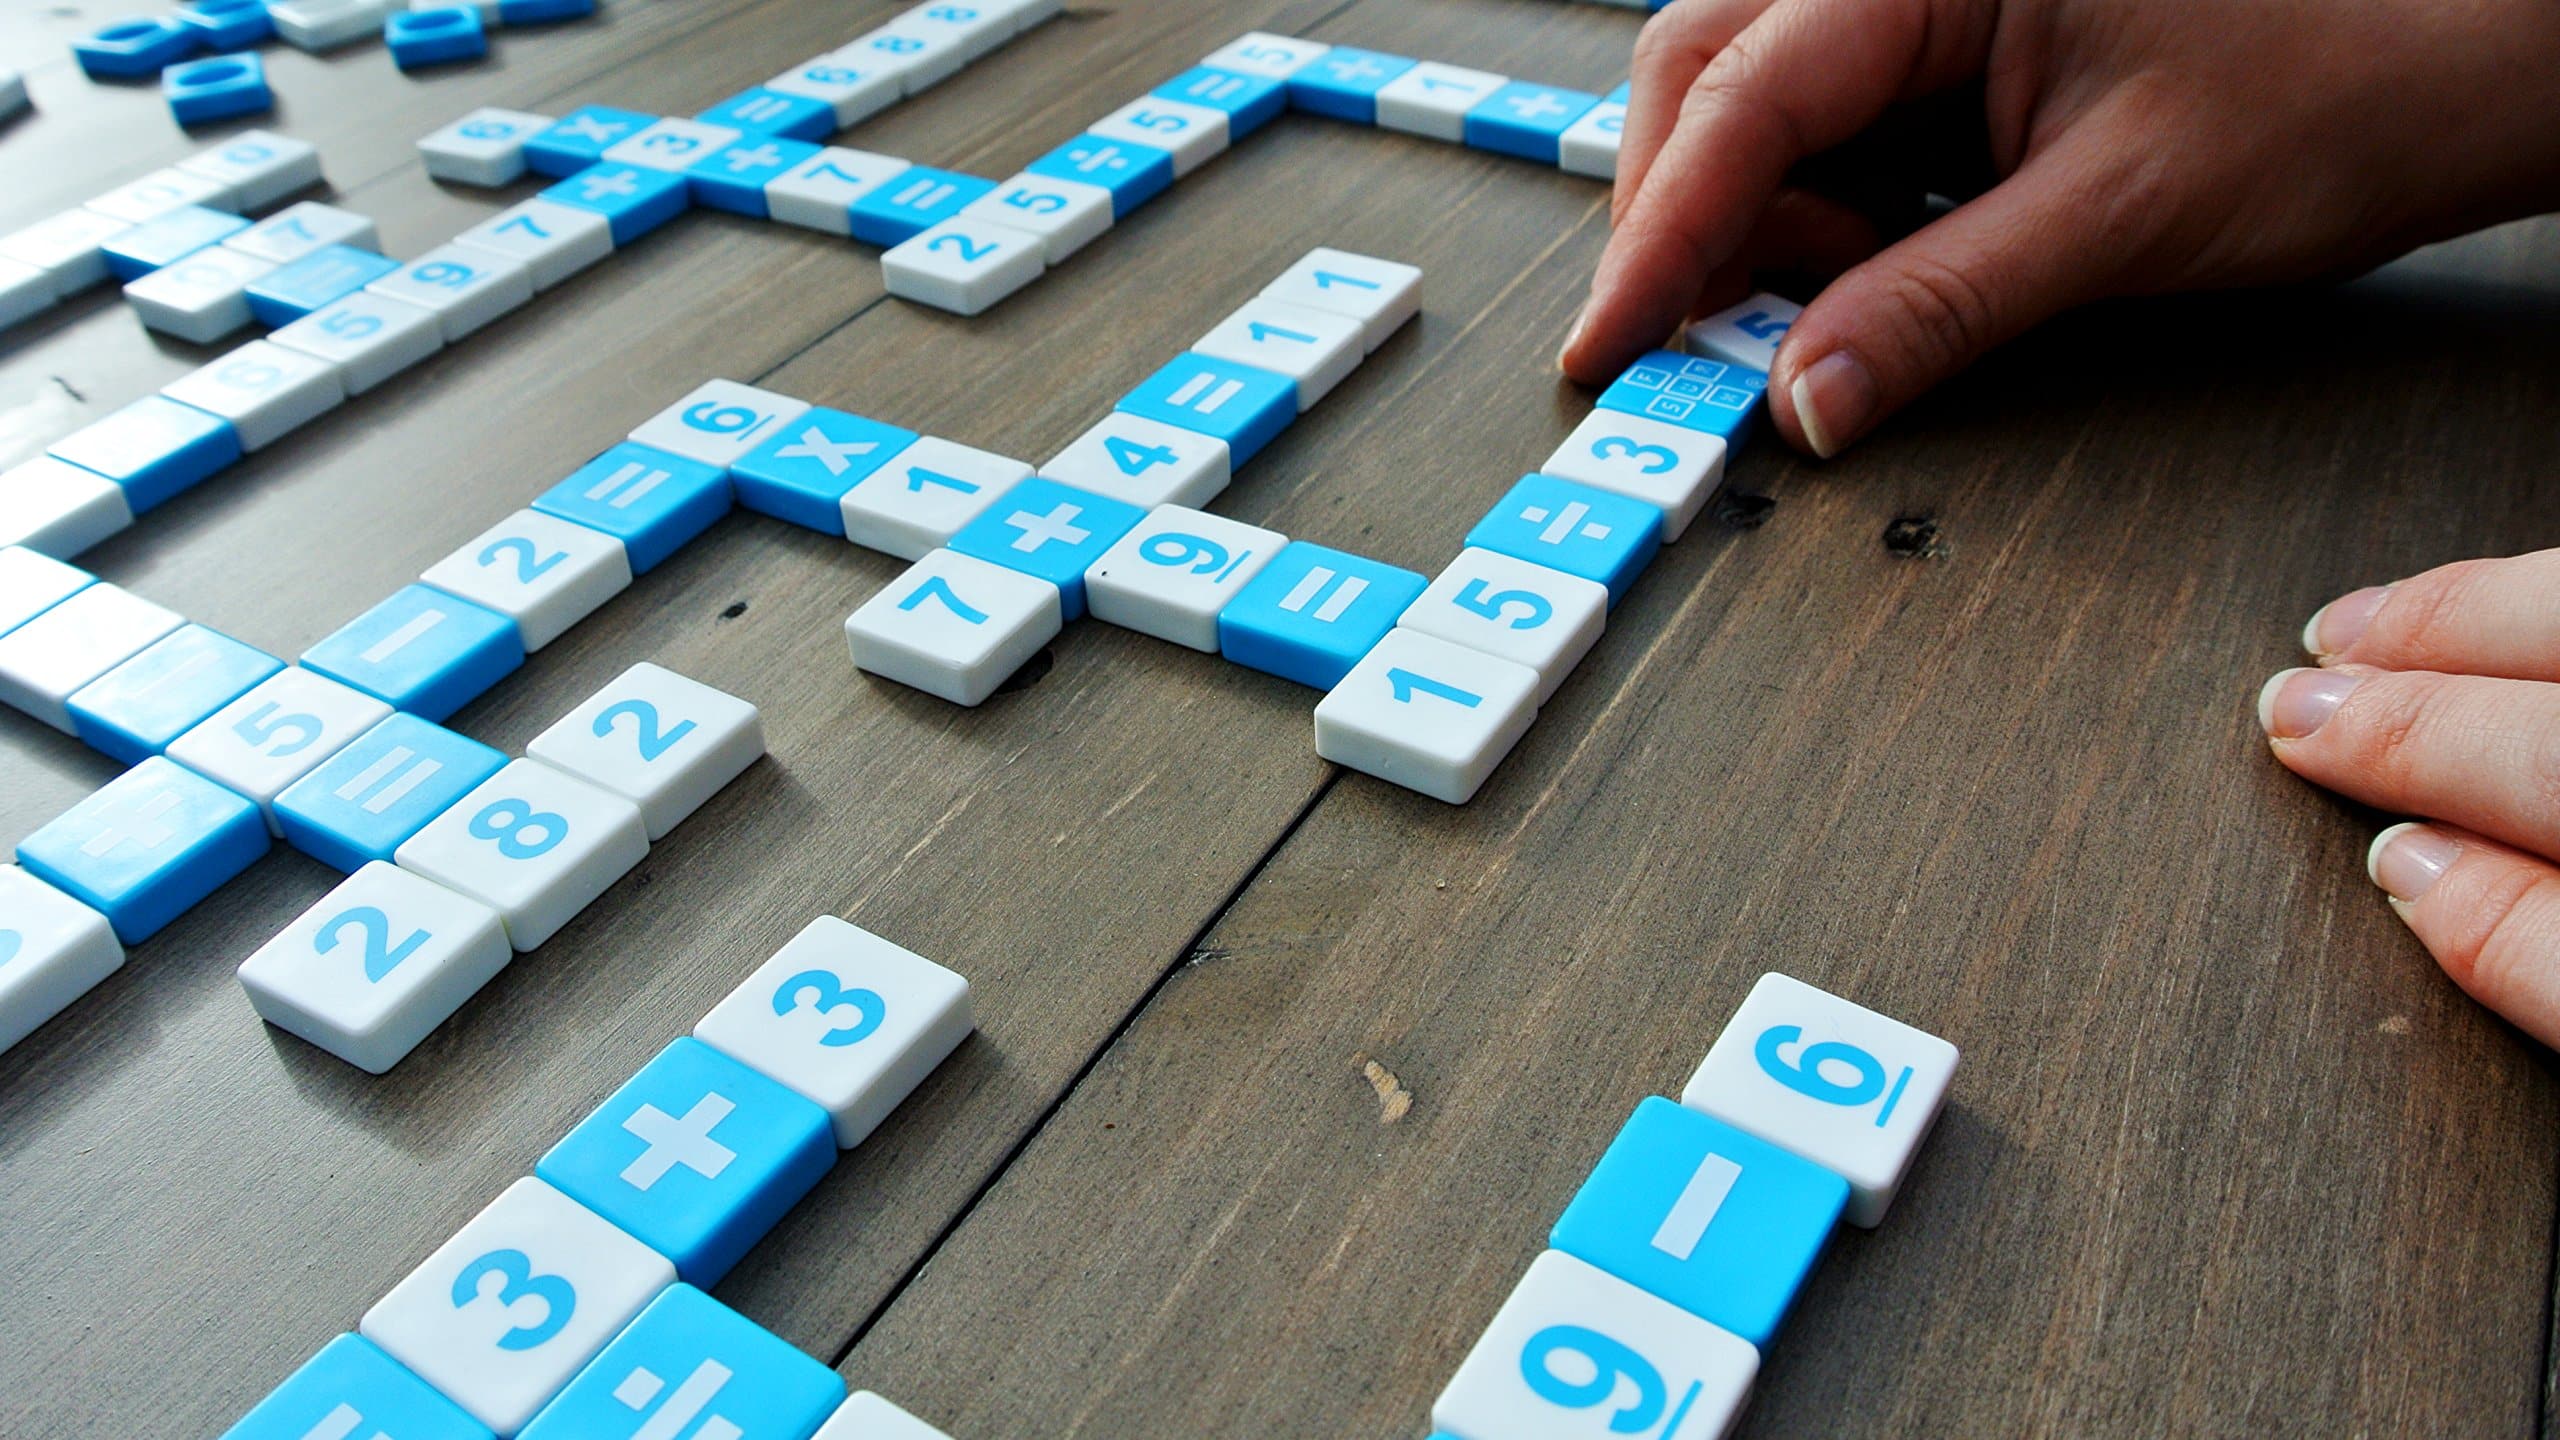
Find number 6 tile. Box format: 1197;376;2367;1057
394;758;648;951
525;663;763;840
236;861;510;1073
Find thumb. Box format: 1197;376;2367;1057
1770;121;2165;456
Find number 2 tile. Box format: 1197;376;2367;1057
1313;627;1539;805
880;216;1046;316
419;507;633;652
236;860;511;1072
526;662;764;840
692;916;973;1148
1679;972;1958;1227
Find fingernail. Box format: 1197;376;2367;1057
2256;667;2362;738
2368;822;2460;902
1789;349;1876;458
2303;585;2392;658
1556;299;1591;372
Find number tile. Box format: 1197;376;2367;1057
1114;352;1296;467
395;757;649;951
844;547;1061;707
420;108;556;188
0;864;125;1057
0;210;133;299
1088;96;1229;178
269;291;446;396
168;666;394;825
881;215;1046;315
1038;413;1228;510
89;168;236;226
536;1037;835;1284
1558;101;1627;181
1375;62;1509;142
1198;31;1331;80
121;246;276;344
1679;972;1959;1226
764;147;912;235
361;1177;674;1433
15;756;269;944
1431;1250;1757;1440
764;57;901;129
161;338;347;451
1313;627;1539;804
694;916;972;1148
236;860;511;1072
1192;298;1364;411
1086;505;1286;652
1540;410;1727;541
517;1283;843;1440
840;435;1027;559
99;205;247;281
369;243;536;342
420;507;632;652
1400;547;1607;704
45;394;242;516
601;117;744;174
301;584;524;723
629;379;813;470
525;662;763;840
1217;541;1426;690
1549;1097;1846;1347
274;712;507;872
0;456;134;558
1259;247;1421;353
1023;135;1172;219
1683;293;1801;375
227;201;381;265
452;199;615;291
0;582;182;732
179;130;322;210
67;624;282;765
218;1334;493;1440
957;172;1114;265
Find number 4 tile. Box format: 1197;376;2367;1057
1314;628;1539;805
237;860;511;1072
1679;972;1958;1226
1431;1250;1757;1440
693;916;973;1148
526;662;764;840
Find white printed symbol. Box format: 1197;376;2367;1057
722;143;785;172
333;746;444;816
1517;502;1611;545
1062;142;1127;174
82;789;181;858
775;426;878;476
1003;502;1091;553
1650;1152;1743;1262
1166;371;1244;415
561;114;629;143
1504;91;1571;121
1277;565;1367;623
889;176;956;210
1185;75;1251;102
1326;56;1392;83
359;609;446;665
133;645;219;697
586;460;671;509
576;169;641;200
728;95;795;126
295;1403;389;1440
619;1092;737;1190
612;1360;744;1440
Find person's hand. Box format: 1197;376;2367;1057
1561;0;2560;456
2262;550;2560;1050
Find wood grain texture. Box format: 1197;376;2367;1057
2;0;2557;1436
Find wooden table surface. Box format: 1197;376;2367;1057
4;1;2556;1436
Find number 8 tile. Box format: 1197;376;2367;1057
394;758;648;951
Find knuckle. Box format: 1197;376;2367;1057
2366;560;2490;667
1634;5;1715;69
2449;867;2560;998
1875;252;2002;374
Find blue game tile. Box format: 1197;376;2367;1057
1153;67;1288;139
74;17;197;79
1463;81;1601;164
300;585;524;723
220;1334;492;1440
697;87;835;142
543;162;691;246
68;624;281;765
244;244;398;328
274;712;505;872
1550;1096;1848;1347
101;205;246;280
181;0;274;51
1115;352;1296;466
1286;47;1416;124
730;407;915;534
1606;79;1631;105
1464;474;1662;606
1217;541;1425;689
848;166;993;247
46;394;241;515
164;53;271;126
498;0;594;22
1594;349;1769;444
17;756;268;944
531;442;732;574
524;106;656;178
947;477;1143;622
686;136;819;217
517;1285;841;1440
536;1038;836;1284
1025;135;1173;219
386;7;488;70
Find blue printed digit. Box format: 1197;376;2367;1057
450;1248;577;1351
770;968;887;1047
318;308;382;339
412;261;476;288
234;702;322;757
928;232;995;262
685;401;757;433
1311;269;1377;291
1594;435;1680;474
1387;668;1483;708
497;213;553;239
593;698;697;762
315;905;430;982
1246;321;1316;346
1139;533;1232;575
1753;1024;1912;1125
1520;1324;1694;1436
1454;577;1553;630
900;575;989;624
1004;188;1066;214
469;798;567;860
479;536;566;582
1735;310;1791;340
904;467;979;495
1105;435;1178;475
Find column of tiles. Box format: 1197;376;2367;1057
239;661;761;1072
1430;974;1957;1440
222;915;973;1440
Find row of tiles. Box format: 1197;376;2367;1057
1431;973;1961;1440
71;0;598;84
225;913;973;1438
